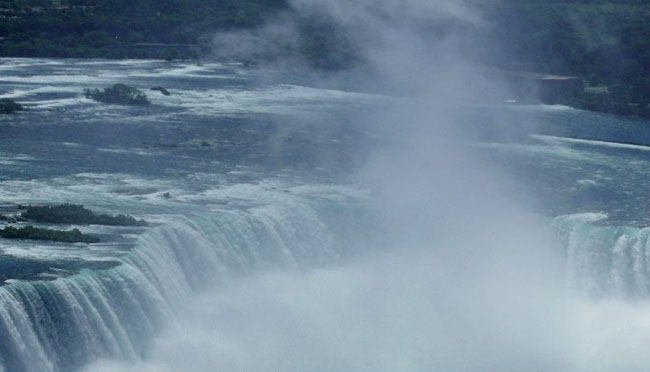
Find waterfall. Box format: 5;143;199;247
553;213;650;297
5;188;648;372
0;263;166;372
0;197;346;372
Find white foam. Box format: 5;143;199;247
0;154;36;165
533;134;650;153
576;179;599;187
289;184;369;201
503;104;578;112
0;73;113;85
157;84;387;117
30;97;90;109
0;173;179;212
98;148;159;156
558;212;609;223
73;59;161;66
539;104;575;111
0;85;81;99
473;141;592;162
0;238;123;262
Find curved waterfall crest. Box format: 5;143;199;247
0;196;342;372
553;213;650;297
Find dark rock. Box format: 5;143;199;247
0;215;17;223
150;86;171;96
84;84;150;105
0;98;24;114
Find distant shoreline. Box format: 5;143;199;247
494;69;650;120
0;44;200;62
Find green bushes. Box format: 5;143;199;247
0;225;100;243
0;98;24;114
22;204;148;226
84;84;150;105
0;204;148;244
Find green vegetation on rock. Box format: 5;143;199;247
22;204;148;226
84;84;150;105
0;225;100;243
0;98;24;114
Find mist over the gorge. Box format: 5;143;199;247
85;1;650;371
2;1;650;372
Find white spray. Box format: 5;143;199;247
87;1;650;371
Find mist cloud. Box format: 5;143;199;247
87;1;650;371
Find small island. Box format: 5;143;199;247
84;84;150;105
0;204;147;244
21;204;148;226
0;225;100;243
